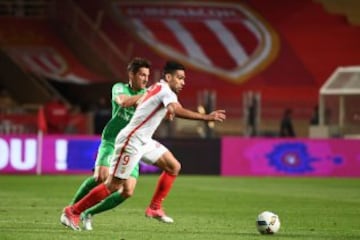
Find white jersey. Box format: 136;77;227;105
118;80;178;143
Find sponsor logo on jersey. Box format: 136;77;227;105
113;1;279;83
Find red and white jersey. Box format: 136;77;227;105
118;80;178;143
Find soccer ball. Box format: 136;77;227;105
256;211;281;234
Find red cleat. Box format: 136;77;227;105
145;207;174;223
60;206;81;231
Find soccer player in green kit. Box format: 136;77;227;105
61;57;152;230
61;60;226;232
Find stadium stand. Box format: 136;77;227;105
315;0;360;26
1;0;359;137
0;17;107;84
0;0;107;134
66;0;360;136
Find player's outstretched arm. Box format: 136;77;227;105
173;103;226;122
206;109;226;122
115;94;144;108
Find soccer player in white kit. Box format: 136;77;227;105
62;60;226;231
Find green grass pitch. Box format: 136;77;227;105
0;175;359;240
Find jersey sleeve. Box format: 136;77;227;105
161;86;178;107
112;83;126;101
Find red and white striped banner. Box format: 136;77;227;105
113;1;279;83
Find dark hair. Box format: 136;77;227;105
127;57;151;74
162;60;185;76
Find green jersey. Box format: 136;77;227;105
101;82;145;141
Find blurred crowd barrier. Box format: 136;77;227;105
0;109;91;135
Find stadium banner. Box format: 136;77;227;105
0;135;39;174
221;137;360;177
161;138;221;175
0;135;160;174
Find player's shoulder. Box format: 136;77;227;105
112;82;128;88
112;82;130;94
157;80;170;90
159;81;174;94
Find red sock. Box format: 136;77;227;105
72;183;110;214
149;171;176;210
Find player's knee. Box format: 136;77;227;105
156;152;182;175
105;177;126;193
174;160;181;174
96;174;108;183
94;167;109;183
121;188;134;198
167;160;181;175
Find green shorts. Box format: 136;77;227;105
95;139;139;178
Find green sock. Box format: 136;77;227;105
70;177;98;204
83;191;126;217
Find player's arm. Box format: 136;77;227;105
114;94;144;108
170;102;226;122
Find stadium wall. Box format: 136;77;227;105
0;135;221;175
0;135;359;177
221;137;360;177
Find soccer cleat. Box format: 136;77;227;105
61;206;81;231
81;213;93;231
60;212;69;227
145;207;174;223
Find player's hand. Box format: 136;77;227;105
207;110;226;122
165;111;175;121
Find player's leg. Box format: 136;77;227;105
150;151;180;207
145;151;180;223
63;175;126;231
81;165;139;230
69;140;113;204
69;166;106;204
62;137;142;231
60;140;113;228
142;140;181;223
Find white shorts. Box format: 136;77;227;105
109;135;168;179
